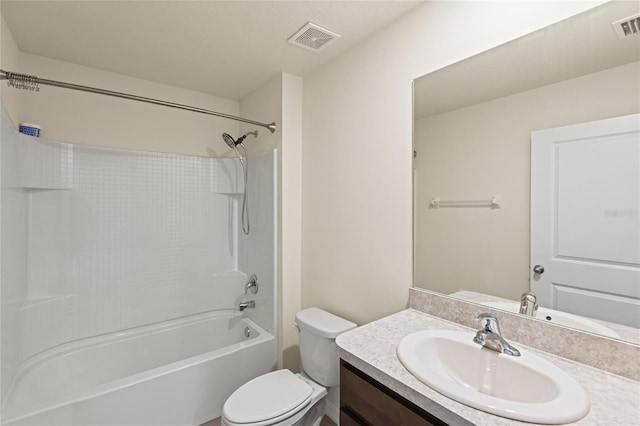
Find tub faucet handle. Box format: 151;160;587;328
245;274;259;295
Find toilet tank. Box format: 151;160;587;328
295;308;357;388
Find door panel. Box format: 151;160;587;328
530;114;640;328
557;133;639;264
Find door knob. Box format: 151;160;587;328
533;265;545;274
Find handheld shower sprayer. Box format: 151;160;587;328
221;130;259;236
222;132;238;148
222;131;258;148
222;131;258;164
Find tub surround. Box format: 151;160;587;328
1;108;279;425
336;308;640;425
408;288;640;381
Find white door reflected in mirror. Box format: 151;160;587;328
530;114;640;329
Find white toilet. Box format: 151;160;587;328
222;307;357;426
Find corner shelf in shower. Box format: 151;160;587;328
19;133;73;190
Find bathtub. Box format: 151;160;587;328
2;310;276;426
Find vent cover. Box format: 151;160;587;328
612;13;640;39
288;22;341;52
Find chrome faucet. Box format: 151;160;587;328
239;300;255;311
519;290;538;317
473;313;521;356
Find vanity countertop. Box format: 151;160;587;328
336;309;640;426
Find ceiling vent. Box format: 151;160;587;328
288;22;341;52
611;13;640;39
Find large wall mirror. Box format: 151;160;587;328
413;1;639;344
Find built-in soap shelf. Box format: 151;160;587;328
210;157;243;195
20;133;73;190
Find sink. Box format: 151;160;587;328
481;301;619;338
397;330;590;424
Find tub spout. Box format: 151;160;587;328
239;300;255;311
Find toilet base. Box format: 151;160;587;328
294;397;326;426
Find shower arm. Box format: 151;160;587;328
0;69;277;133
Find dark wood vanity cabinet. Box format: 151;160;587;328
340;360;449;426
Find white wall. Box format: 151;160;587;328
301;1;606;326
1;15;241;157
1;15;19;121
278;74;303;372
240;73;304;371
415;61;640;301
240;76;281;155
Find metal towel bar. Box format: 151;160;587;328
430;196;501;209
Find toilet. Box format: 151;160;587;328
222;308;357;426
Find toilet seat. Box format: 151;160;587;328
223;370;313;426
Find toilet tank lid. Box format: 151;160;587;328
295;308;357;338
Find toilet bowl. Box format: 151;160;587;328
221;308;356;426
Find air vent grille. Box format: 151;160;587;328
612;13;640;39
288;22;341;52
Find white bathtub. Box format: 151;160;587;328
2;310;276;426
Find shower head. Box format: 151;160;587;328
222;130;258;148
222;133;237;149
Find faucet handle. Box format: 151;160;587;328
244;274;259;295
475;313;502;334
474;313;520;356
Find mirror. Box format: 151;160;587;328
413;1;640;344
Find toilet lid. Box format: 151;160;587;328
223;370;313;424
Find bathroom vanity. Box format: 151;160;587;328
340;360;447;425
336;305;640;425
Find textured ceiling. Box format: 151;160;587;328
1;1;424;100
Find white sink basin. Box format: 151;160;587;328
481;301;619;338
397;330;590;424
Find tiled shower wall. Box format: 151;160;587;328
1;105;276;401
1;107;28;401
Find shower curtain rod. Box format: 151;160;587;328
0;69;277;133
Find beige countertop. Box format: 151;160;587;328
336;309;640;426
